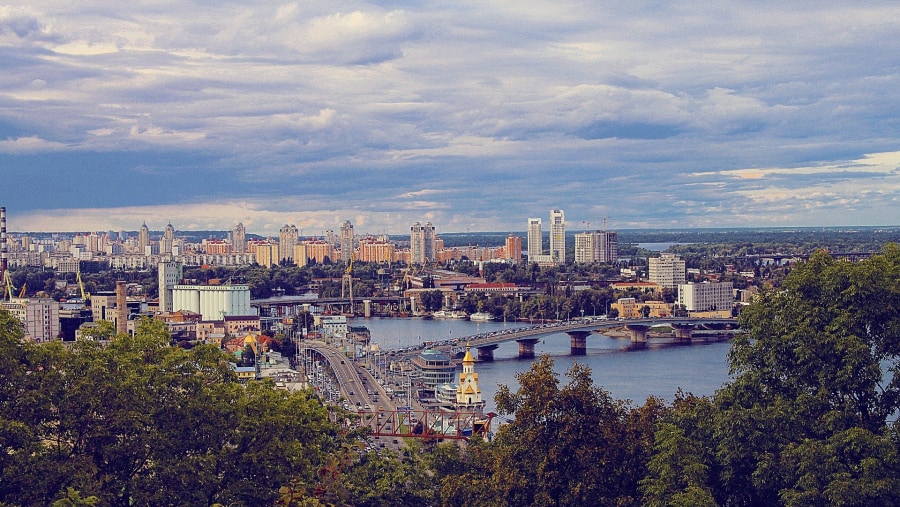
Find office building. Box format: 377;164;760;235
413;348;457;389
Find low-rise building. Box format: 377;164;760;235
412;349;457;389
678;281;734;315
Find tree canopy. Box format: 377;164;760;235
4;245;900;506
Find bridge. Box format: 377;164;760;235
405;317;740;361
252;294;405;320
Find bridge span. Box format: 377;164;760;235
411;317;740;361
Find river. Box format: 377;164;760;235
349;316;733;413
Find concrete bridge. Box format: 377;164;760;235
427;317;739;361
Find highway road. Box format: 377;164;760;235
300;340;405;444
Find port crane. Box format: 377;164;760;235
3;270;15;301
340;255;355;306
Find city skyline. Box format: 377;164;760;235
3;3;900;234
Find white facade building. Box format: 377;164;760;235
678;281;734;312
549;209;565;263
648;252;686;289
317;315;348;339
170;284;252;321
527;218;543;260
158;261;183;313
2;298;60;343
574;230;619;264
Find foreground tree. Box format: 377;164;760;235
0;316;345;506
643;247;900;506
488;355;662;506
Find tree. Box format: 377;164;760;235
0;312;346;506
643;247;900;505
491;355;659;506
420;290;444;312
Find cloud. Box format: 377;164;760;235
2;2;900;232
0;136;68;153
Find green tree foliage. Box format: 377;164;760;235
420;290;445;312
488;355;661;506
642;247;900;506
0;314;344;506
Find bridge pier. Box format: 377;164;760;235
363;299;372;318
566;330;591;355
671;323;693;344
625;324;649;350
476;344;498;362
516;338;540;359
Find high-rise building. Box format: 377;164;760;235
232;223;246;253
339;220;354;263
0;297;60;343
527;218;542;260
574;230;618;264
161;223;175;254
158;261;183;313
505;234;522;263
357;236;395;263
279;224;299;262
649;252;686;289
138;223;150;254
255;242;278;268
296;239;333;265
549;209;565;263
410;221;436;265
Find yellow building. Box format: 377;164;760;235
611;298;673;318
455;344;485;414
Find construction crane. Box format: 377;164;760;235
3;270;15;301
76;269;90;303
18;282;25;298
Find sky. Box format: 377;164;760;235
1;1;900;236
